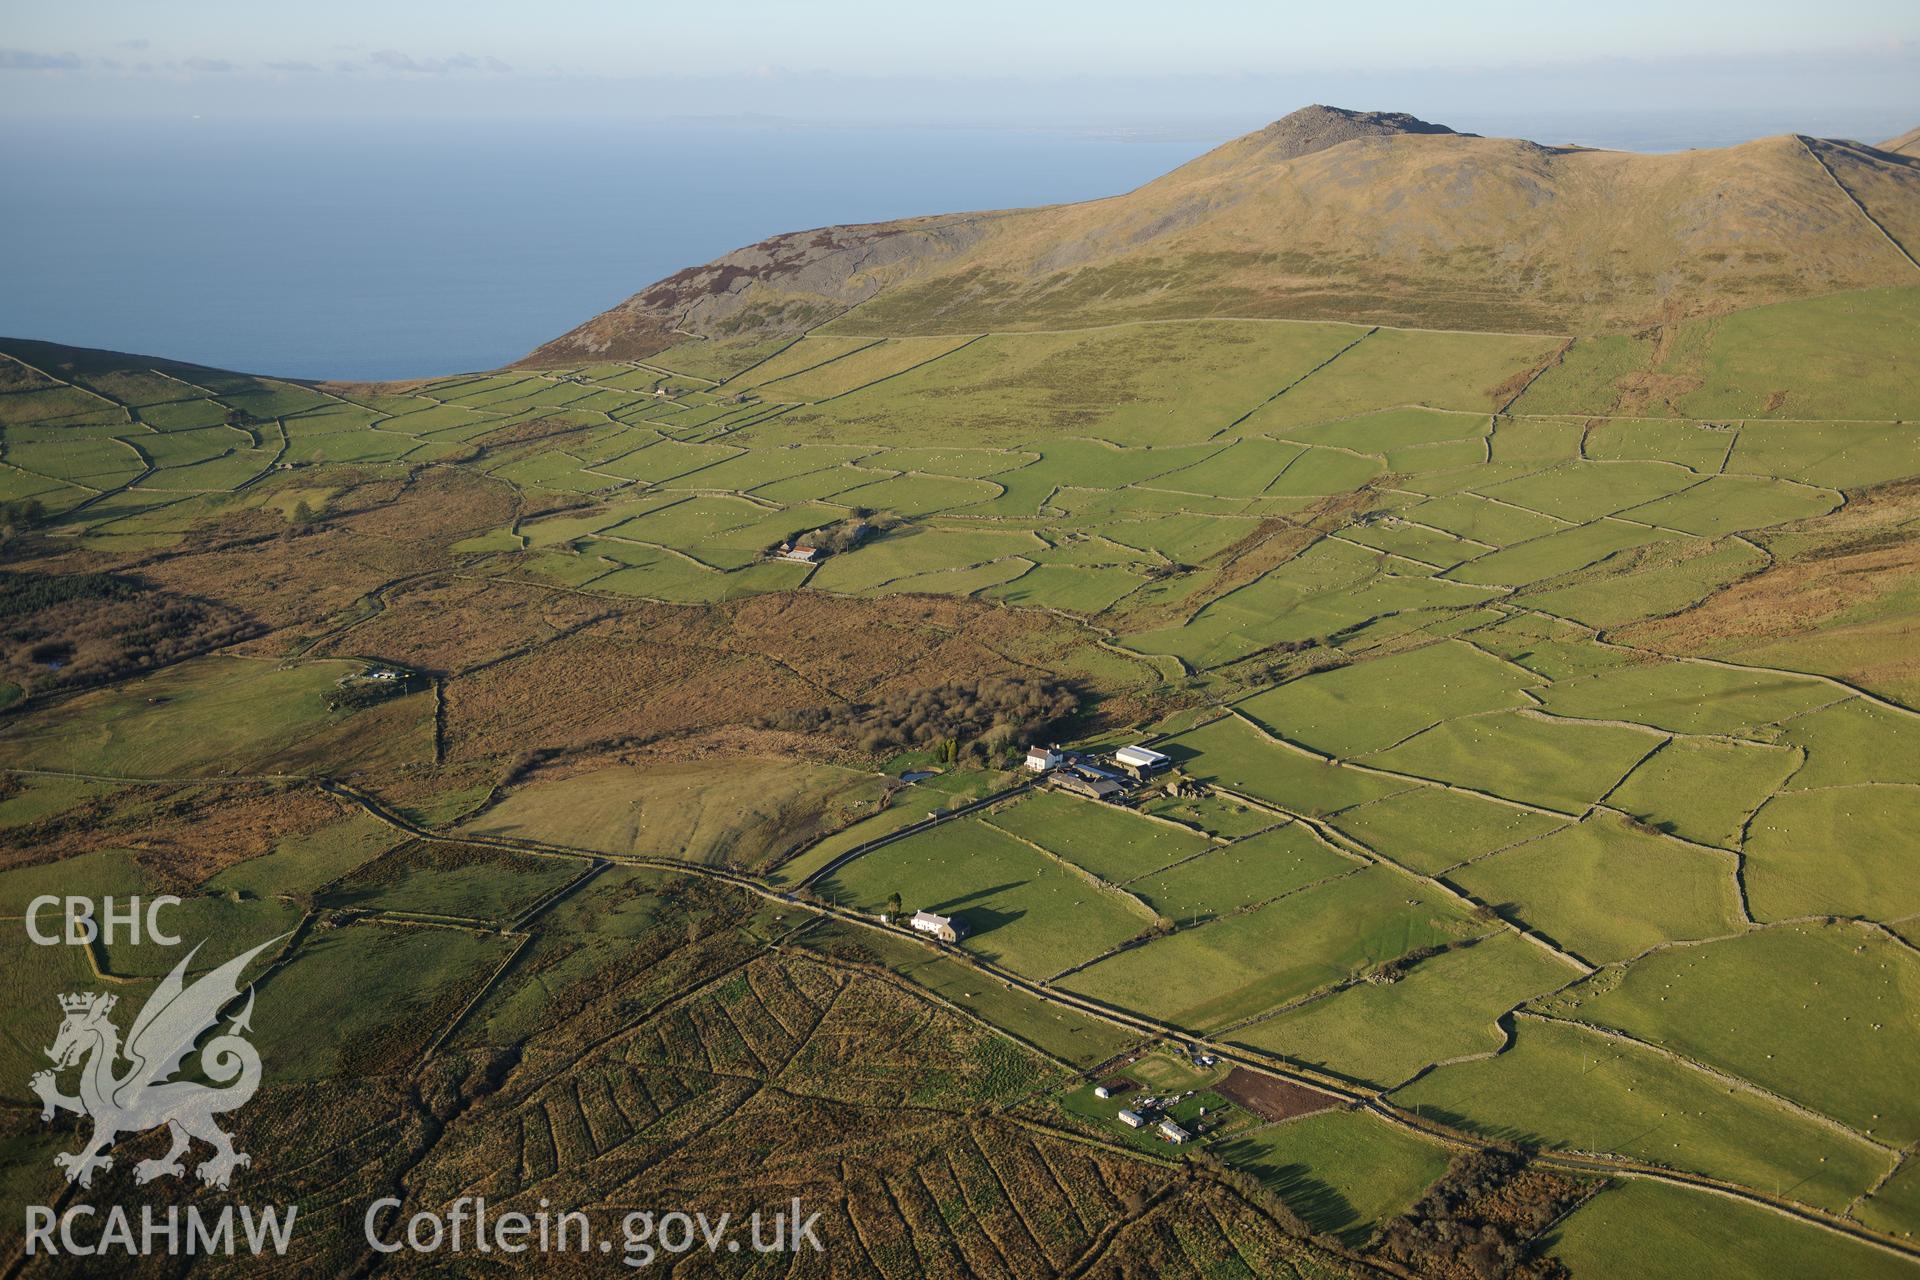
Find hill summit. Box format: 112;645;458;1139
1175;104;1462;175
525;106;1920;363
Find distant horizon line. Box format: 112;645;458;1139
5;105;1914;155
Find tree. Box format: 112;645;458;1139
1;498;46;540
884;892;903;921
290;498;317;525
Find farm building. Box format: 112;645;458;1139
1094;1077;1130;1100
1158;1120;1190;1144
1024;745;1064;772
1094;1084;1111;1100
909;910;963;942
1117;1109;1145;1129
777;543;821;563
1114;745;1171;776
1051;772;1124;801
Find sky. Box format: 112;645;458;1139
4;1;1917;138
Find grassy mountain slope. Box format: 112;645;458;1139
526;105;1920;363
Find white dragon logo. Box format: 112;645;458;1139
30;936;280;1190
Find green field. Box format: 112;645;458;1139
1160;714;1416;815
818;817;1151;979
986;789;1213;882
0;656;433;778
1061;865;1485;1031
1213;1109;1454;1242
1743;786;1920;922
1237;931;1580;1085
1361;711;1654;815
1859;1159;1920;1240
209;812;400;898
1605;736;1800;848
1476;461;1699;524
0;937;117;1110
1392;1018;1891;1213
1538;659;1838;737
0;774;122;828
251;920;515;1080
1447;813;1744;965
1135;790;1284;838
322;840;586;923
1244;327;1561;429
782;319;1374;446
463;757;893;870
1520;539;1770;629
1128;823;1354;921
1236;640;1540;758
1550;1179;1918;1280
1326;786;1570;876
1547;921;1920;1147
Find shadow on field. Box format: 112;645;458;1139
933;881;1028;912
317;883;388;910
1403;1104;1552;1151
1212;1137;1360;1237
1480;902;1580;961
937;903;1024;940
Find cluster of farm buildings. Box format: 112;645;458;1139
898;742;1177;946
1094;1077;1210;1145
1023;742;1172;800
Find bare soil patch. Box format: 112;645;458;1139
1217;1065;1342;1122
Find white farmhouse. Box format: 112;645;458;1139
909;910;963;943
1024;745;1063;772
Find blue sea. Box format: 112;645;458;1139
0;121;1211;381
3;109;1910;382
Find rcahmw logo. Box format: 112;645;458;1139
21;931;300;1260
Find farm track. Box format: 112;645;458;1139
7;759;1917;1266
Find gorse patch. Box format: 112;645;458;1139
763;675;1079;758
0;569;144;620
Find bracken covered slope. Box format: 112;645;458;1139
524;105;1920;363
